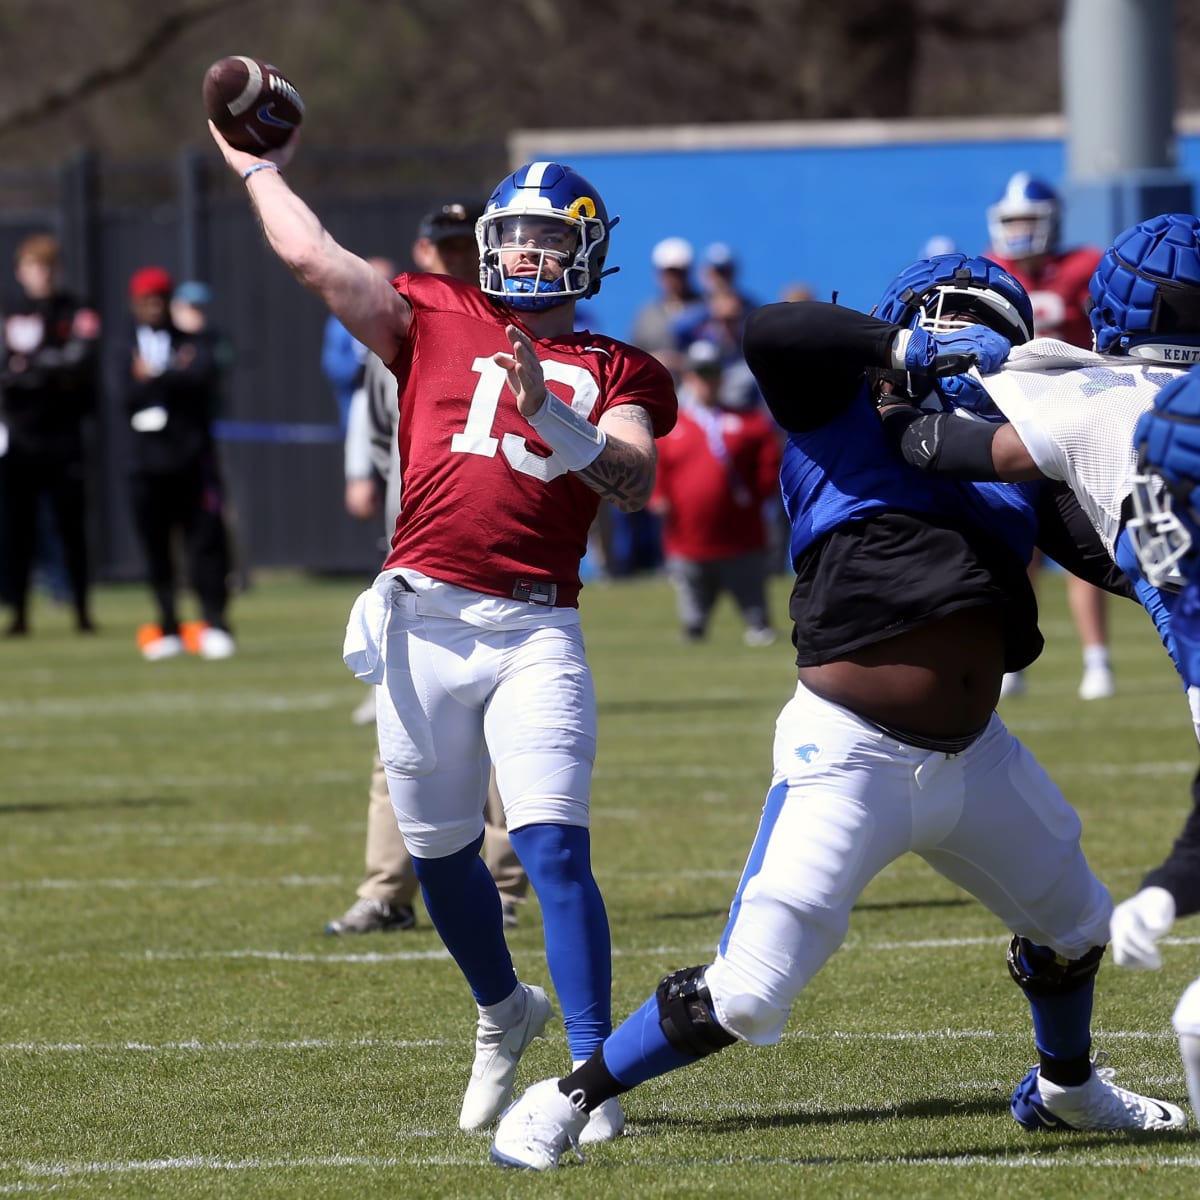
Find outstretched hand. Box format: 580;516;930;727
207;120;300;178
1110;886;1176;969
493;324;548;417
904;325;1012;378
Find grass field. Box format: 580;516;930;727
3;569;1200;1198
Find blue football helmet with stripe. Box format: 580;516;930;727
874;253;1033;421
987;173;1061;258
875;253;1034;346
1088;213;1200;364
477;161;617;312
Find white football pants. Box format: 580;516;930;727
346;575;597;858
705;680;1113;1045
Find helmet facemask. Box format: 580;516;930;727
1127;468;1193;588
478;207;607;312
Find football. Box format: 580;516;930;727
202;55;304;153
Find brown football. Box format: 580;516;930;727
202;56;304;153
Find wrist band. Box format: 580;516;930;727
242;162;280;181
525;393;607;471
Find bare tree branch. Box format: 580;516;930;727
0;0;247;138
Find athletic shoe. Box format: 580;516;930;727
460;983;553;1131
142;633;184;661
578;1095;625;1144
999;671;1027;699
1010;1062;1188;1132
199;627;236;659
490;1078;587;1170
501;898;519;930
1078;666;1115;701
743;627;778;647
324;897;416;935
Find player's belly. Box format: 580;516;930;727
797;606;1005;737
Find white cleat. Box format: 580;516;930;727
141;634;184;661
198;627;236;659
1078;666;1115;701
459;984;553;1131
578;1095;625;1144
1011;1061;1188;1132
490;1078;588;1170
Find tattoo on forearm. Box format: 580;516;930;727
577;405;656;511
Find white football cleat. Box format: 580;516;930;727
1011;1060;1187;1132
578;1095;625;1144
142;633;184;661
199;627;236;659
1078;665;1115;701
490;1078;588;1170
459;983;552;1131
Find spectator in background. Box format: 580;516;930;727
321;255;396;432
120;266;235;661
331;198;529;937
629;236;703;381
986;172;1112;701
650;338;781;646
698;242;757;311
0;232;100;636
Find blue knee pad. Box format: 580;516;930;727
510;822;612;1061
413;833;516;1006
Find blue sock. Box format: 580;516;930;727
412;833;517;1006
509;823;611;1061
602;993;699;1087
1015;942;1094;1069
1027;979;1095;1064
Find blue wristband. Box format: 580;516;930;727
241;162;280;181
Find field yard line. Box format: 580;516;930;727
5;1151;1200;1183
0;1029;1178;1054
0;1037;447;1052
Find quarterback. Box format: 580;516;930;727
209;124;676;1144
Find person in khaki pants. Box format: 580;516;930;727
328;202;528;935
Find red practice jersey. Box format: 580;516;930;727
382;272;677;607
652;405;782;562
989;246;1102;349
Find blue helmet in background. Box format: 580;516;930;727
988;172;1061;258
1087;213;1200;363
874;253;1034;345
477;161;616;313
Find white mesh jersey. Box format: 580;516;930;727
978;338;1186;557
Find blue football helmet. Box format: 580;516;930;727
987;173;1061;258
875;253;1034;346
477;161;616;312
1087;212;1200;363
874;253;1033;421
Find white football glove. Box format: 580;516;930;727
1110;886;1177;969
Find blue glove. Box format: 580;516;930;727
1171;579;1200;688
935;373;1007;423
903;325;1012;378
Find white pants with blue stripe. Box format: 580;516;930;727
704;680;1113;1045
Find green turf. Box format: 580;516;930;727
2;570;1198;1198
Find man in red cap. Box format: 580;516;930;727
121;265;235;660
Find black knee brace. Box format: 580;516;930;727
656;965;738;1058
1006;935;1105;996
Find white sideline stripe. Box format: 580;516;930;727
26;932;1199;965
2;1029;1177;1054
0;875;348;891
1;1037;445;1053
5;1151;1200;1181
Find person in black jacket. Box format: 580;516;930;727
121;266;234;660
0;233;100;635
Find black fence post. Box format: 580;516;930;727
178;146;208;284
